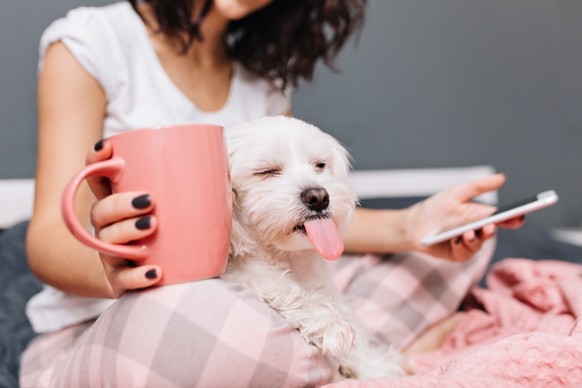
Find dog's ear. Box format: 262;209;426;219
229;198;256;261
327;135;352;180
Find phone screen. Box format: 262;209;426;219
493;195;539;215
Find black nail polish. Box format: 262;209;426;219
135;216;151;230
145;269;157;279
94;139;105;151
132;194;151;209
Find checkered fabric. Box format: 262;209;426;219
20;241;494;387
333;239;495;350
20;280;332;387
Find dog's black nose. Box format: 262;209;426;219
301;187;330;212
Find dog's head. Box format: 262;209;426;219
226;116;357;260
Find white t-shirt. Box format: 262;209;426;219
27;2;291;333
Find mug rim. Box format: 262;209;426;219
108;123;224;139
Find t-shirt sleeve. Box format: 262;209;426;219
38;7;117;97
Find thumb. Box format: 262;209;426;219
452;173;505;202
459;202;497;225
472;202;497;218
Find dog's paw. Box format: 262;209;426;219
358;361;407;380
321;319;356;358
338;341;410;380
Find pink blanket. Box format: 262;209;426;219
329;258;582;387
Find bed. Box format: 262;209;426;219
0;179;40;388
2;167;582;386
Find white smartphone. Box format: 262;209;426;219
420;190;559;246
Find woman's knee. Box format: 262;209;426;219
73;279;332;386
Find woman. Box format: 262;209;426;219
22;0;521;385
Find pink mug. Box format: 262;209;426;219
61;124;232;286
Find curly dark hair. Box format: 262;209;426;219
128;0;367;89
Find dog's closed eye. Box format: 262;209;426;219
254;166;282;178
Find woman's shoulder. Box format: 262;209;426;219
40;2;137;55
45;2;134;35
38;2;139;93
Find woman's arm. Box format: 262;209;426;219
343;173;524;262
27;42;112;297
342;207;411;254
342;206;491;262
27;42;162;298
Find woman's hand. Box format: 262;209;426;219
404;173;524;262
86;140;162;297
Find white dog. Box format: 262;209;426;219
222;116;408;380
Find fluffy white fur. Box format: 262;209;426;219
222;116;407;380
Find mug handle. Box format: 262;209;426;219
61;157;149;260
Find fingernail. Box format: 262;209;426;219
145;269;157;279
135;216;151;230
94;139;105;151
132;194;151;209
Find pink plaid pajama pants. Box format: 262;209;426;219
20;241;494;387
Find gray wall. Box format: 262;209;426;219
1;0;581;229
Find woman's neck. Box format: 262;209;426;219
136;2;230;68
134;2;234;112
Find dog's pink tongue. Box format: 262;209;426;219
304;219;344;261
